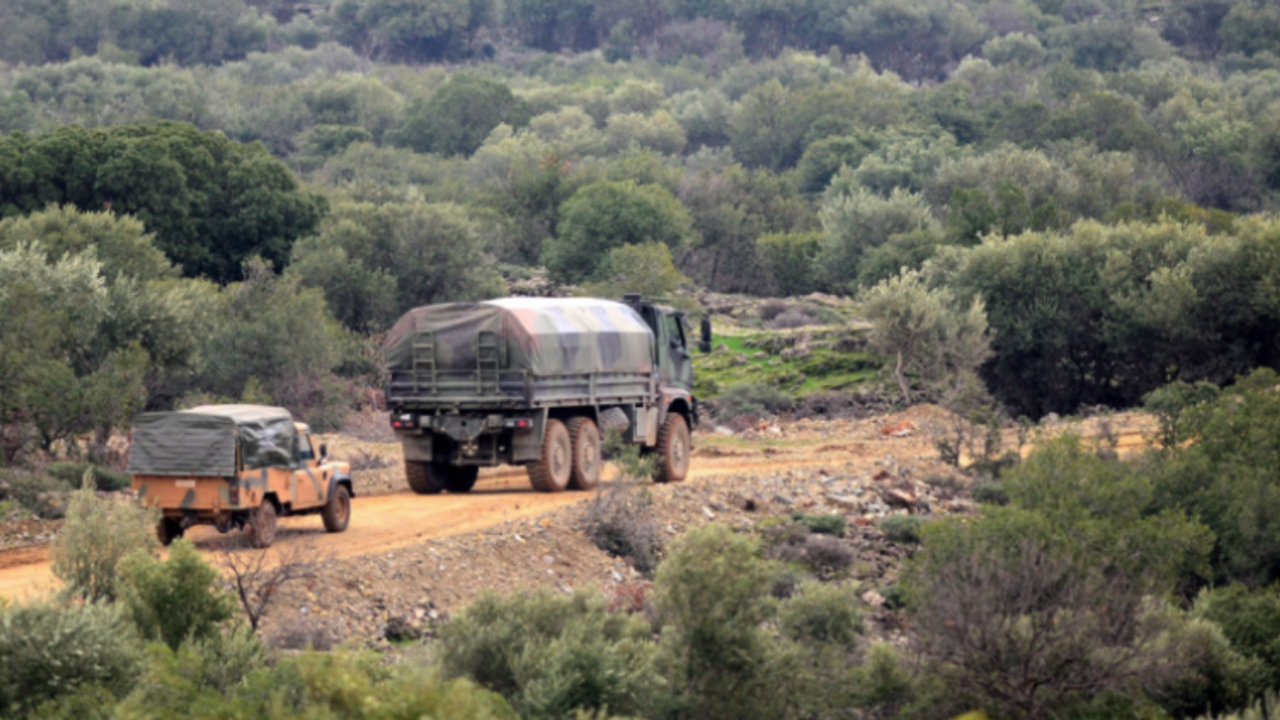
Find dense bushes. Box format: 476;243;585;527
0;601;141;716
925;219;1280;417
0;124;326;282
1150;369;1280;586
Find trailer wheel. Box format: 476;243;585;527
405;460;445;495
445;466;479;493
655;413;690;484
528;419;572;492
567;417;601;491
249;501;277;548
157;517;183;546
322;484;351;533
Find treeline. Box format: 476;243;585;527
2;3;1280;426
5;0;1280;75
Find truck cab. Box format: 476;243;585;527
626;295;697;428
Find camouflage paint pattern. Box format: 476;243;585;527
130;406;349;522
383;298;655;378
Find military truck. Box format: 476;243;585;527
382;296;705;494
128;404;354;547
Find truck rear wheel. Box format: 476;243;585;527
528;419;572;492
568;417;601;491
405;460;445;495
655;413;690;484
322;484;351;533
444;466;479;493
157;517;183;546
249;502;277;548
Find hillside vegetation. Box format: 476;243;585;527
3;3;1280;718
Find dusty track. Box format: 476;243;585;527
0;449;850;601
0;414;1156;601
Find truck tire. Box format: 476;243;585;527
405;460;445;495
528;419;572;492
249;502;278;548
655;413;690;484
157;517;183;546
322;484;351;533
444;466;479;493
568;417;601;491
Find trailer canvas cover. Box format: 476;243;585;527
128;405;298;476
383;298;654;377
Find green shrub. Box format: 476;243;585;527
790;512;846;538
971;480;1009;505
711;383;796;421
50;483;157;602
46;462;131;492
25;684;117;720
1155;607;1271;718
1153;369;1280;586
438;590;656;718
109;624;266;716
0;601;140;715
1194;691;1280;720
117;648;517;720
1194;584;1280;689
1;470;72;519
653;523;796;720
118;539;237;651
778;581;863;649
584;480;662;577
879;515;924;544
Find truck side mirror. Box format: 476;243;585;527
699;315;712;354
319;443;328;459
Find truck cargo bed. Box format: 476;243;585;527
383;298;657;411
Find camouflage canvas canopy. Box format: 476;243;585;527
128;405;298;476
384;298;655;378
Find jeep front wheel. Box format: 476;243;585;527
322;484;351;533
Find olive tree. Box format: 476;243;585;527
859;269;989;403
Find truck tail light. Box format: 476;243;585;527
229;487;240;506
392;413;414;429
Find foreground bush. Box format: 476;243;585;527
653;524;797;720
50;482;156;603
118;539;237;651
1153;368;1280;586
905;508;1199;720
439;590;656;718
0;601;140;715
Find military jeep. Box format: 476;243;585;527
128;404;353;547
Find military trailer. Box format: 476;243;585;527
128;404;354;547
383;296;704;494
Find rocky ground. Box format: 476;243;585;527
253;403;1049;650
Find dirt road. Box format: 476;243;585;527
0;409;1156;601
0;449;851;601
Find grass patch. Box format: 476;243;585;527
694;328;880;400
